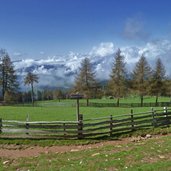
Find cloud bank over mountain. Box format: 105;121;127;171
14;39;171;89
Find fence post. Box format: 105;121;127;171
163;106;168;117
26;122;29;135
151;108;157;127
164;107;170;127
63;123;66;137
110;115;113;137
78;114;83;139
26;114;29;135
130;109;135;131
0;118;2;133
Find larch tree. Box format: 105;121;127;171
108;49;127;106
132;55;152;106
74;57;97;106
24;72;39;106
0;49;19;101
150;58;166;105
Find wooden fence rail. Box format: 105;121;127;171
0;108;171;139
87;102;171;108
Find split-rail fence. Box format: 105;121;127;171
0;108;171;139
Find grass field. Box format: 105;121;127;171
0;96;171;170
0;96;170;121
35;96;171;105
0;134;171;171
0;105;164;121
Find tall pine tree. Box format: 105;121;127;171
150;58;166;105
132;55;152;106
0;49;19;100
109;49;127;106
74;57;97;105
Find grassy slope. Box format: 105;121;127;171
0;134;171;171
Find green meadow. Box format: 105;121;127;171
0;96;171;171
0;96;170;121
0;105;159;121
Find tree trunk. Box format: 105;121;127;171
117;98;120;107
31;83;34;106
155;95;158;106
86;98;89;106
140;95;143;107
2;66;5;100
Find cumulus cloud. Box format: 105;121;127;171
90;42;116;57
13;39;171;89
123;17;150;41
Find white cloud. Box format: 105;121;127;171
90;42;115;57
13;39;171;89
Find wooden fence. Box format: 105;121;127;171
0;108;171;139
86;102;171;108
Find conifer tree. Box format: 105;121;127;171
109;49;127;106
150;58;166;105
74;57;97;105
132;55;152;106
0;49;19;100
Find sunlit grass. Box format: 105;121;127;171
0;105;163;121
1;133;171;171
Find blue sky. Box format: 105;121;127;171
0;0;171;59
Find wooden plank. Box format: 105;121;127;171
156;117;171;122
111;126;132;133
2;128;27;133
29;124;78;129
2;124;24;128
156;113;171;117
83;120;109;127
133;114;152;121
84;116;110;121
129;111;152;116
111;118;153;128
112;117;131;123
3;120;78;124
134;124;152;129
112;121;132;128
156;121;171;127
28;129;78;134
133;119;153;126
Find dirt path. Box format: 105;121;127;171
0;134;170;159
